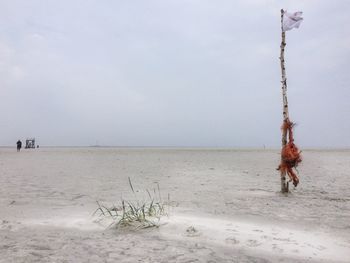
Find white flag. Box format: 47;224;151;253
283;11;303;32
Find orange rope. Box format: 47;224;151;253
278;119;302;187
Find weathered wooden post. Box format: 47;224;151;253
278;9;303;193
279;9;289;193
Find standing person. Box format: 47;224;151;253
16;140;22;152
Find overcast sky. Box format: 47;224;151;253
1;0;349;147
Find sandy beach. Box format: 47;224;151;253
0;147;349;262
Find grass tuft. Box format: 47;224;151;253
93;178;168;229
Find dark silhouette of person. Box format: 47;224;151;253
16;140;22;152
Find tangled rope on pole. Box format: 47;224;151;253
278;119;302;187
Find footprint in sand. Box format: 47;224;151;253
225;237;240;245
272;244;284;253
185;226;201;237
317;245;326;251
29;244;52;251
246;239;262;247
1;220;12;230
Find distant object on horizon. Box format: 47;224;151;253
90;140;101;147
16;140;22;152
25;138;36;149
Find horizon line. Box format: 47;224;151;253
1;145;350;150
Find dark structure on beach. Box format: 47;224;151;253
25;138;36;149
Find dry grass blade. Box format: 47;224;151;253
128;177;135;193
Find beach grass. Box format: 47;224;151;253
93;177;168;229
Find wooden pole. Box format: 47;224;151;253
279;9;289;193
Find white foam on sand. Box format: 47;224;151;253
23;216;105;231
162;213;350;262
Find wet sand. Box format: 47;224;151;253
0;147;349;262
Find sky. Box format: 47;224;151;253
1;0;349;148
